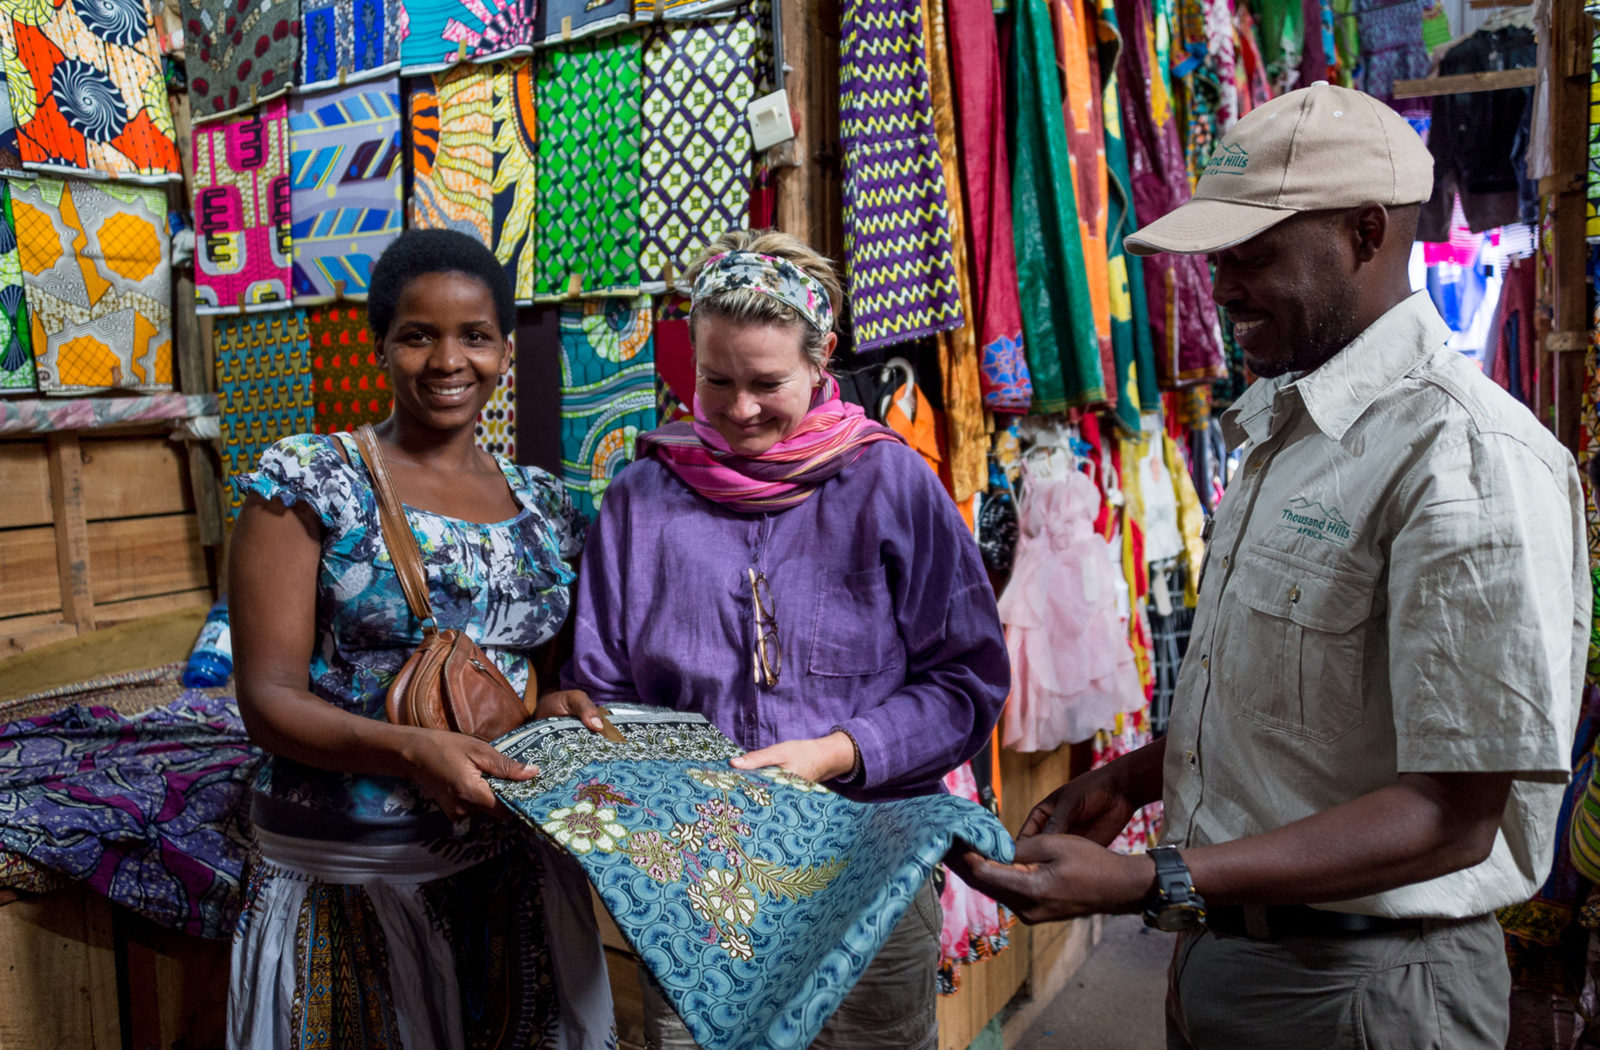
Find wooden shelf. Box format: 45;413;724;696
1392;68;1537;99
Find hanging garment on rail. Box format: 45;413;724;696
306;302;389;432
558;296;656;518
534;34;643;299
182;0;299;122
0;181;33;392
1113;0;1226;388
398;0;534;73
921;0;986;499
213;308;314;522
193;100;294;315
299;0;401;90
838;0;965;352
13;177;172;393
410;59;539;301
288;79;403;304
1011;0;1103;411
947;0;1032;413
638;6;765;292
0;0;182;181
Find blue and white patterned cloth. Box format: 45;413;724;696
236;431;585;841
491;705;1016;1050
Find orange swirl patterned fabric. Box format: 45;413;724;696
0;0;181;181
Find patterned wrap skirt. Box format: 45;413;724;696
228;829;616;1050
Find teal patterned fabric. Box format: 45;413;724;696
491;706;1015;1050
235;431;584;839
559;296;657;519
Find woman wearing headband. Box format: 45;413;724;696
550;229;1009;1048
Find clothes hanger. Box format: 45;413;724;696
877;357;917;422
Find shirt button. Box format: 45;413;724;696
1289;585;1301;603
1201;655;1210;671
1221;555;1231;570
1186;750;1197;767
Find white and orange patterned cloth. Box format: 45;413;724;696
11;176;172;393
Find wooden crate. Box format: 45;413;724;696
0;429;216;660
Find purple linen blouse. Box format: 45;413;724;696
569;441;1010;802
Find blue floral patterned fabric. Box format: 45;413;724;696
491;705;1015;1050
235;431;585;840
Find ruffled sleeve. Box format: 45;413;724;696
517;465;589;561
234;433;365;536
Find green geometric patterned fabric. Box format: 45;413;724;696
0;180;34;391
534;35;642;300
638;7;765;290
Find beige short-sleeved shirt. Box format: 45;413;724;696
1163;291;1588;918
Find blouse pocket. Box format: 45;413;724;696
808;565;902;678
1226;550;1377;744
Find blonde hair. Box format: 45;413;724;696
683;229;842;371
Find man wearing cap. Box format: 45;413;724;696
954;83;1587;1046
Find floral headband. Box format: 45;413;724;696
691;250;835;334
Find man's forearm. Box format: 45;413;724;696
1182;771;1513;907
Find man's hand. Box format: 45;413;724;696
532;688;606;733
1021;765;1141;842
948;835;1156;924
730;731;856;783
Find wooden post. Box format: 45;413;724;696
46;431;93;632
1544;4;1593;452
172;269;226;551
774;0;844;264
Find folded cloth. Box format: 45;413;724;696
0;691;258;938
491;704;1014;1050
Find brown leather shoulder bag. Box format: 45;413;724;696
351;425;532;741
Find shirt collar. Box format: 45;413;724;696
1220;291;1448;447
1293;291;1450;442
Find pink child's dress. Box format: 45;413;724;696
997;469;1146;751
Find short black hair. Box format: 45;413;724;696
367;228;515;341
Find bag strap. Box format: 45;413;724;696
351;425;436;629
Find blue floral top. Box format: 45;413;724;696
237;432;586;843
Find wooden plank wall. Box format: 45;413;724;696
0;427;217;659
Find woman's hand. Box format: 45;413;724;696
531;688;607;732
730;731;857;784
403;729;539;822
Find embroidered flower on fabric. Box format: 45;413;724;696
542;800;626;854
574;779;635;809
686;768;744;793
627;829;684;884
718;928;755;961
689;866;758;927
694;798;752;866
753;767;830;794
670;820;705;852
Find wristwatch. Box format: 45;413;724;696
1142;846;1207;932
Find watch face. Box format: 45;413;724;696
1150;904;1204;933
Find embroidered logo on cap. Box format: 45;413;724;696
1205;143;1251;176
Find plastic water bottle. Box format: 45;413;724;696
183;596;233;687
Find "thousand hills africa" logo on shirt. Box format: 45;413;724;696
1277;496;1356;545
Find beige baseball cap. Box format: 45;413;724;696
1124;82;1434;256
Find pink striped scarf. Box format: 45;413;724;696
636;376;903;512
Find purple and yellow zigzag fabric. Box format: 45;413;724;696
838;0;964;353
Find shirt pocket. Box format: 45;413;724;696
809;565;901;678
1226;550;1377;743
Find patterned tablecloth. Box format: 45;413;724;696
491;705;1015;1050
